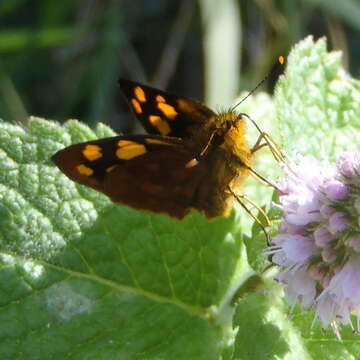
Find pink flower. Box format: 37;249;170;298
316;256;360;325
348;236;360;252
337;152;360;178
278;269;316;308
328;212;350;234
314;226;333;247
323;179;349;201
269;153;360;334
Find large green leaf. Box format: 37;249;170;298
275;36;360;159
0;117;247;359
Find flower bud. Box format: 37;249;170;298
328;212;350;234
337;152;360;178
314;226;333;247
324;179;349;201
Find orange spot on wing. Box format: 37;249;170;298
176;98;193;112
116;143;146;160
156;95;166;103
185;158;199;168
118;140;137;147
106;165;118;173
82;144;102;161
134;86;146;103
131;98;142;114
157;102;178;120
278;55;285;65
76;164;94;176
145;138;175;146
149;115;171;135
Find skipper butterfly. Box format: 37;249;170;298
52;57;284;220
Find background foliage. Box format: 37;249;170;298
1;0;360;130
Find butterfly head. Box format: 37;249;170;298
213;110;245;141
208;110;251;166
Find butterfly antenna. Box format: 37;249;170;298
230;56;285;112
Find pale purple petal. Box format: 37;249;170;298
272;251;292;267
328;212;350;234
333;257;360;303
323;179;349;201
284;196;321;225
280;269;316;308
316;294;338;325
281;235;318;264
348;236;360;252
308;263;324;280
320;204;335;217
314;226;333;247
337;152;360;178
279;221;306;235
321;247;336;263
271;234;291;246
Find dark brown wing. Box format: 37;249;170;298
118;78;215;138
52;135;208;219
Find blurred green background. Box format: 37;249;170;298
1;0;360;133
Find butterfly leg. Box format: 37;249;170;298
239;112;285;162
227;186;271;243
199;131;216;157
251;132;268;153
242;163;280;191
251;132;285;163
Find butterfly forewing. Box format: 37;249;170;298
52;135;208;218
119;78;215;138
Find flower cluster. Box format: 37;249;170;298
268;152;360;331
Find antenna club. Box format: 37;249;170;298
230;56;285;112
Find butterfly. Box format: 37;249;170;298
52;57;284;220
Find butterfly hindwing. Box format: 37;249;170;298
119;78;215;138
52;135;208;218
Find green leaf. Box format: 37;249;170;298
231;289;322;360
244;191;283;273
290;308;360;360
0;117;247;359
0;28;75;52
275;36;360;159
